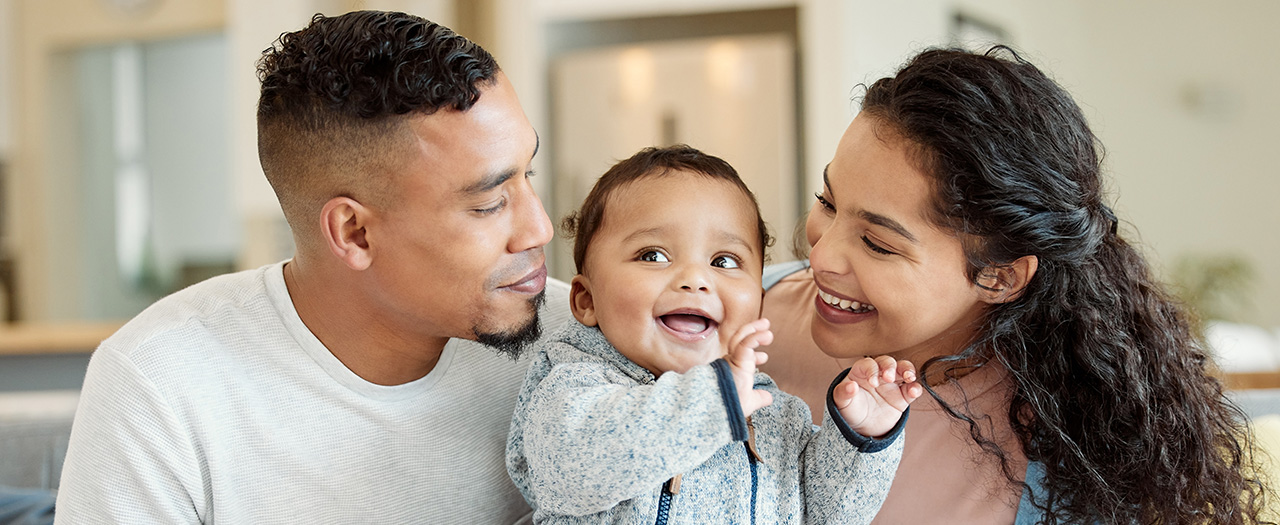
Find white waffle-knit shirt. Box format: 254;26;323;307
55;261;571;524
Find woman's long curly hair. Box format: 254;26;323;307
861;47;1269;524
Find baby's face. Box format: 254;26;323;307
574;172;764;375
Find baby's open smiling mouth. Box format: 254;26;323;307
658;312;718;342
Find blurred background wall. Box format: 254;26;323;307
0;0;1275;330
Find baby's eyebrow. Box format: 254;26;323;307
715;230;757;255
622;227;666;244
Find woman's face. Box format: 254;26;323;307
805;113;990;363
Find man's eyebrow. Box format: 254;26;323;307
459;130;539;196
460;169;517;196
824;163;919;244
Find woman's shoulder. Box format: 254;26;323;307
763;260;810;290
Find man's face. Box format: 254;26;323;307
367;73;552;356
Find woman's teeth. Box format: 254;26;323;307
819;290;876;313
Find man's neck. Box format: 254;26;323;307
283;258;449;385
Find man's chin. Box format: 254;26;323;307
474;290;545;360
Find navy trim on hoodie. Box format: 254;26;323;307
711;358;749;442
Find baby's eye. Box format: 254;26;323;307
639;250;669;263
711;255;741;269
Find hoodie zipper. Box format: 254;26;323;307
746;416;762;525
655;416;762;525
654;474;682;525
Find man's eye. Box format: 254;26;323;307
639;250;669;263
473;198;506;215
711;255;741;269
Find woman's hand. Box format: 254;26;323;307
724;318;775;418
833;356;922;438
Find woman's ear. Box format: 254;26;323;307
569;274;598;326
976;255;1039;304
320;196;374;271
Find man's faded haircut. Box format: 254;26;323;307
256;10;499;245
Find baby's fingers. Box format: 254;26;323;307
849;357;882;388
901;382;924;404
831;374;863;410
728;319;771;352
874;355;899;384
740;387;774;416
896;359;918;386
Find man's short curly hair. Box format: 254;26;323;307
256;10;499;248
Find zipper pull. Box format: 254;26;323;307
664;474;682;495
746;416;763;463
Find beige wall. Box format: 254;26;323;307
1069;0;1280;327
9;0;226;321
0;0;1276;326
0;0;12;158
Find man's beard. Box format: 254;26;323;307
474;290;546;360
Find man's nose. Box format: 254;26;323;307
510;180;553;253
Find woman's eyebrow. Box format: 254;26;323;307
858;211;919;244
824;164;920;244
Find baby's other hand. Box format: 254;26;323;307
724;319;774;418
832;356;922;438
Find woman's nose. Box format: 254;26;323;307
808;228;848;276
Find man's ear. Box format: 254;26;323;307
320;196;373;271
975;255;1039;304
569;274;598;326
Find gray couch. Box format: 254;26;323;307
0;391;72;525
0;391;76;490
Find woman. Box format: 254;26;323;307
759;47;1269;524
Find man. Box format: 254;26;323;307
55;11;569;524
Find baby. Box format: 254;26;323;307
506;145;921;524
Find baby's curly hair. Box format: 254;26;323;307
255;11;499;247
562;145;773;275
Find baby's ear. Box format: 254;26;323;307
569;275;599;326
975;255;1039;304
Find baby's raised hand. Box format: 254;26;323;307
723;319;774;418
832;356;922;438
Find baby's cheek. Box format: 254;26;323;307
728;286;764;319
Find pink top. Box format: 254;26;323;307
760;266;1026;524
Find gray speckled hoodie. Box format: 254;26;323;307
506;320;906;524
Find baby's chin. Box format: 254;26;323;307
630;342;724;376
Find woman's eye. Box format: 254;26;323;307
639;250;669;263
711;255;741;269
862;235;895;256
814;192;835;212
